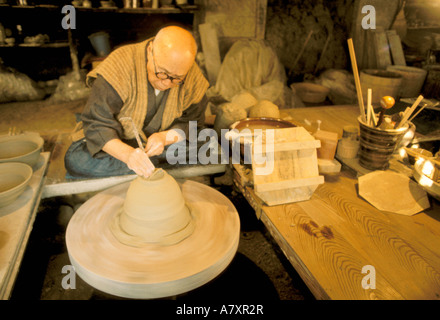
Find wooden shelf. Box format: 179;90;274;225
407;26;440;30
0;4;198;13
0;42;69;48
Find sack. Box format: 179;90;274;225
208;39;296;108
0;60;45;103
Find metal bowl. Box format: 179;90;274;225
0;132;44;168
0;162;33;208
230;117;296;132
413;159;440;201
228;117;296;163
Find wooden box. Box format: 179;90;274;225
244;127;324;206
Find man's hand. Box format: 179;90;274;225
145;129;184;157
102;139;155;178
126;148;155;178
145;132;167;157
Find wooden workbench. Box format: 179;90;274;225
0;153;49;299
235;105;440;300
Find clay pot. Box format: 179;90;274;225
0;162;33;208
0;132;43;168
112;169;195;246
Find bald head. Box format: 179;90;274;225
147;26;197;91
153;26;197;68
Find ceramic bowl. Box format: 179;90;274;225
291;82;330;104
0;132;44;168
5;38;15;46
0;162;33;208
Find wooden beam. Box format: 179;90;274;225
386;30;406;66
198;23;222;85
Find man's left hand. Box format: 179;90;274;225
145;132;166;157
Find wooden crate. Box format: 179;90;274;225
243;127;324;206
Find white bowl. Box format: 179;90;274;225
0;162;33;208
0;132;44;168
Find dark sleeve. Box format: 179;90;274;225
168;94;208;137
81;75;124;157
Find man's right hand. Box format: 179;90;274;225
126;148;156;178
102;139;155;178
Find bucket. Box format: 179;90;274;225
358;116;410;170
88;32;111;57
360;69;402;104
386;65;427;98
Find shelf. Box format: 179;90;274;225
0;42;69;48
0;4;199;13
407;26;440;30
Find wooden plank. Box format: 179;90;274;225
198;23;222;85
280;105;360;138
0;152;49;299
261;172;440;299
252;140;321;154
386;30;406;66
255;0;267;40
374;29;392;69
260;179;404;300
42;164;226;198
312;175;440;299
254;176;325;193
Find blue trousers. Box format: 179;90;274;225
64;139;197;179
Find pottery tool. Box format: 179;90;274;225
290;30;314;75
119;117;144;152
347;38;366;122
408;102;436;123
376;96;395;127
395;95;424;129
314;32;331;74
366;88;377;127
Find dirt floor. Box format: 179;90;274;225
1;97;315;300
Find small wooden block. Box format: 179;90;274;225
250;127;324;206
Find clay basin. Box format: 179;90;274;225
0;162;33;208
0;132;44;168
291;82;330;103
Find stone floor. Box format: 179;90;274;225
2;98;315;300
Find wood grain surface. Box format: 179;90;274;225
260;173;440;299
281;105;361;138
66;179;240;299
247;105;440;300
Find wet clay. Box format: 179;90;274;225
66;177;240;299
110;169;195;247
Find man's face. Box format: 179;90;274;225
146;43;191;91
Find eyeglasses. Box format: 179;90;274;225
151;46;185;85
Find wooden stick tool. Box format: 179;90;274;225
347;38;366;122
395;95;424;129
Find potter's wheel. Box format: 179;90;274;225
66;179;240;299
